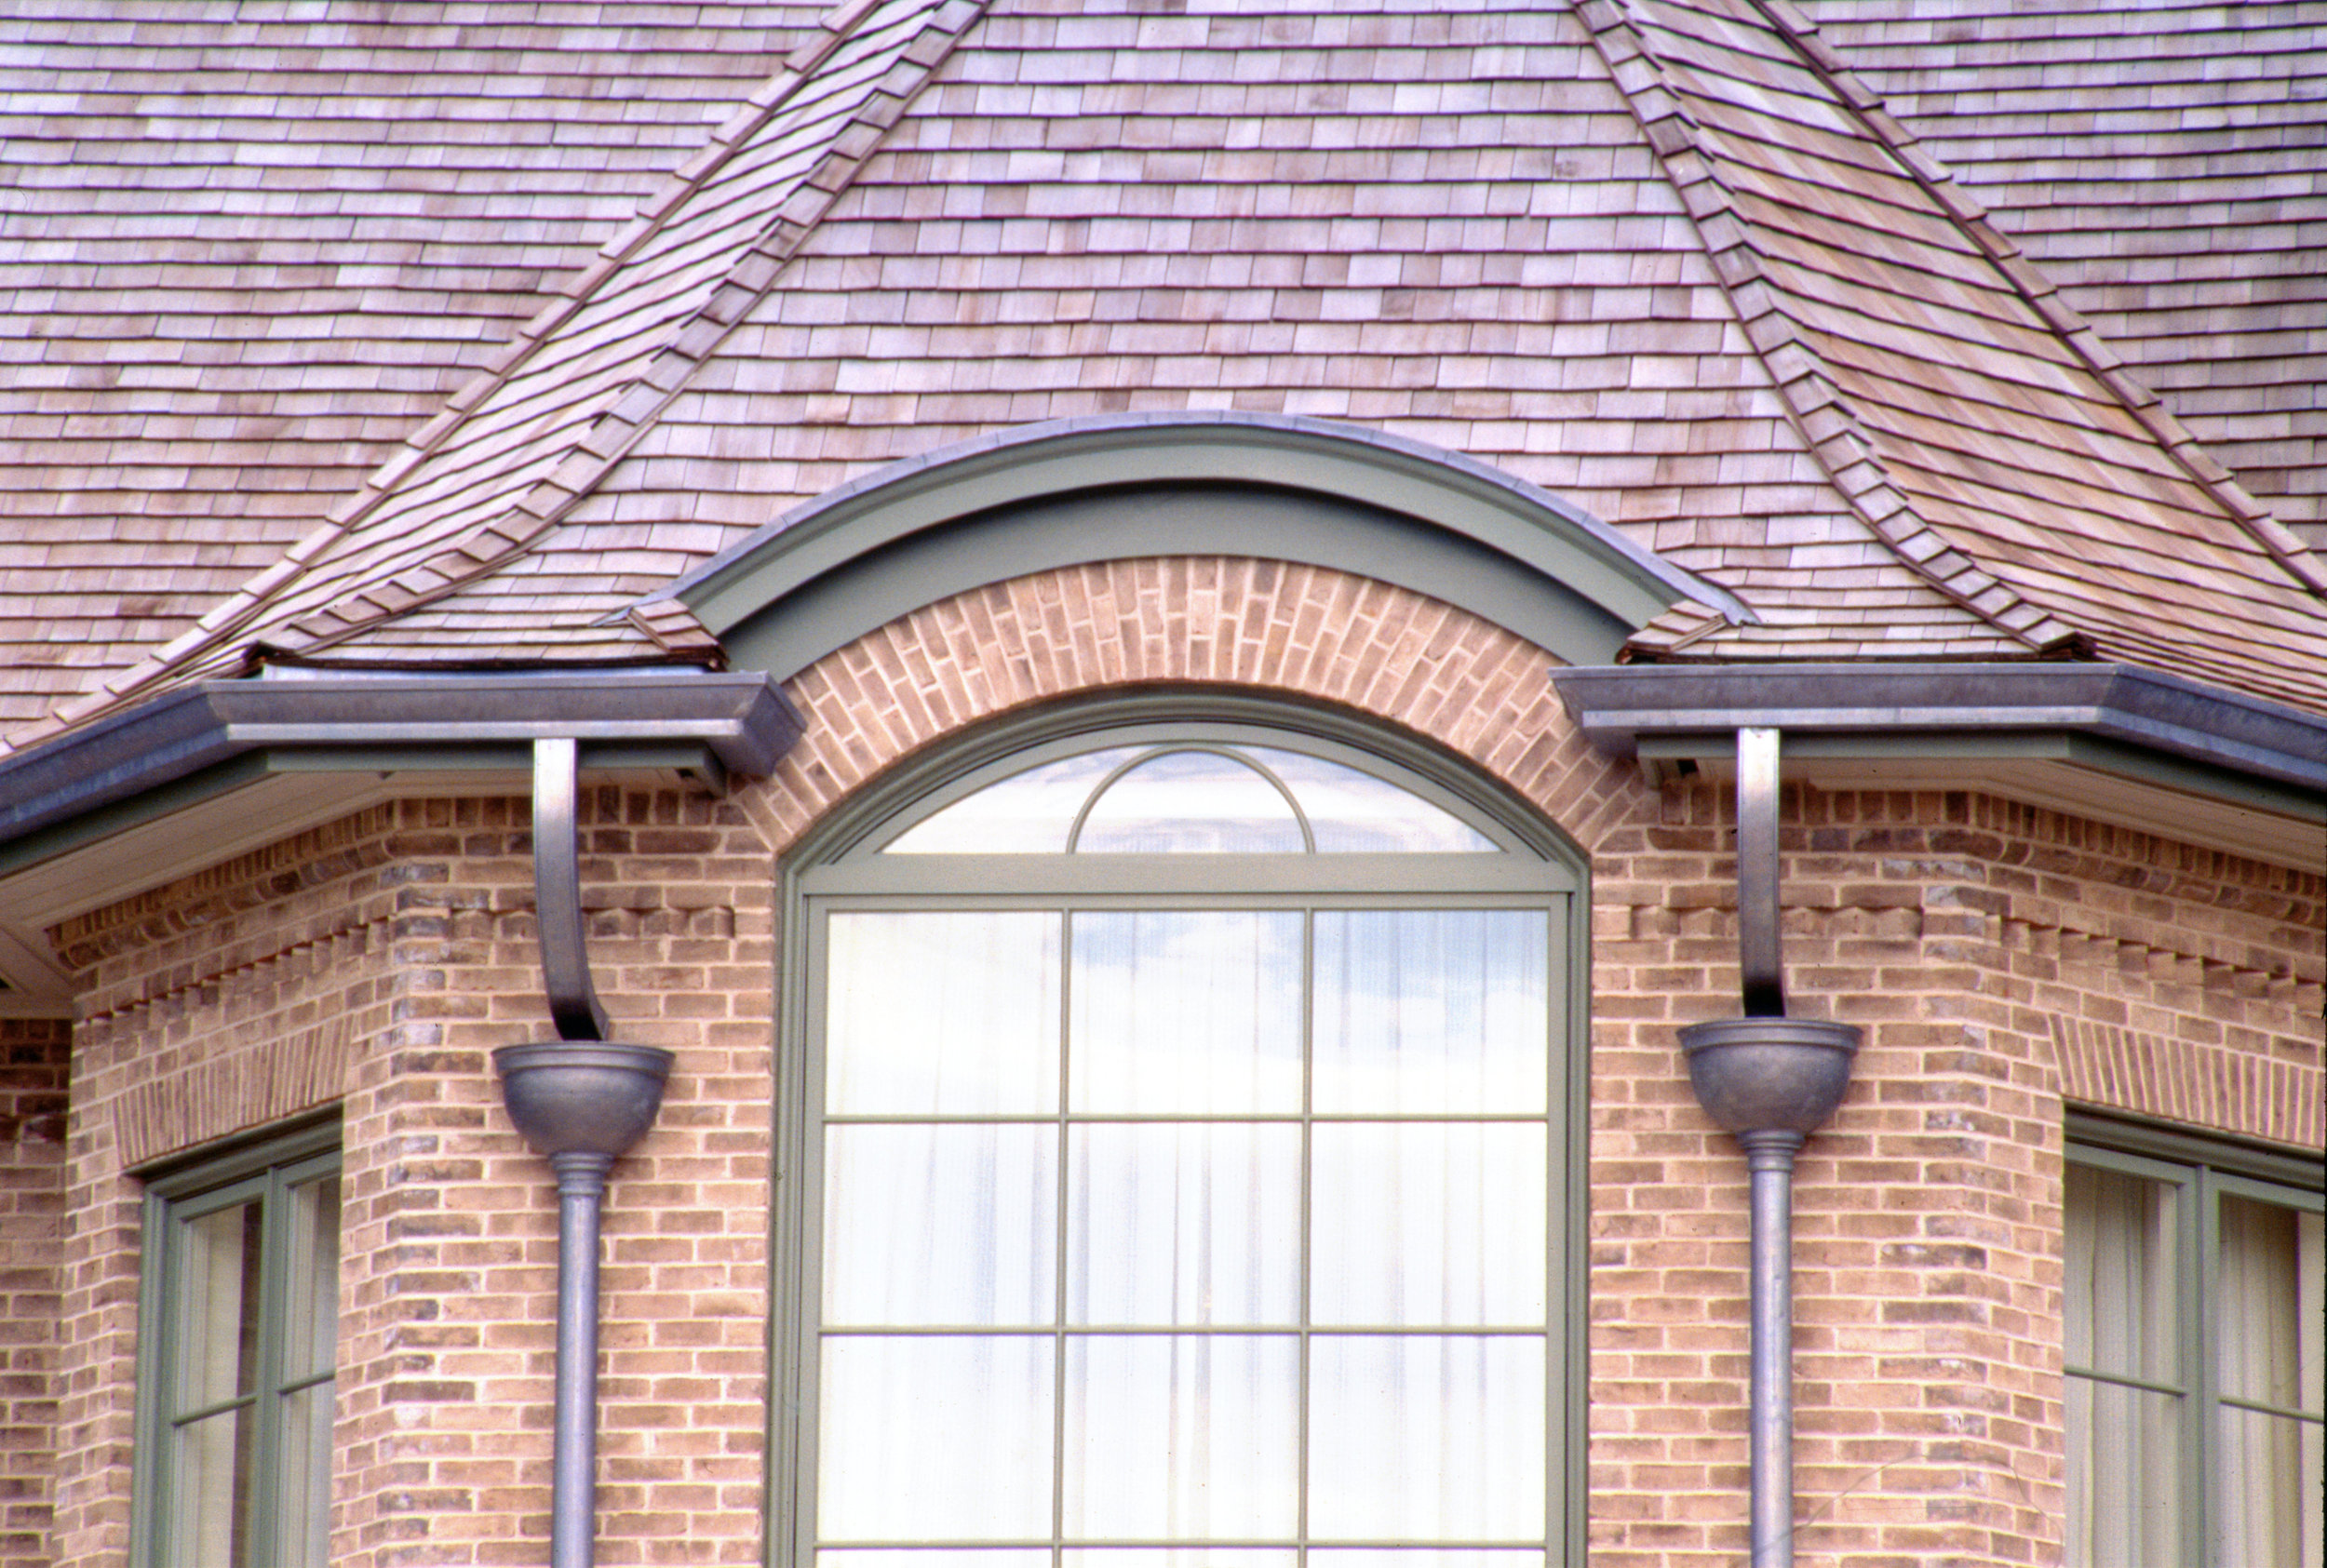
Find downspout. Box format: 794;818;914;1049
1677;727;1862;1568
493;738;674;1568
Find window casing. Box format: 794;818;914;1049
2065;1113;2323;1568
133;1118;342;1568
775;707;1588;1568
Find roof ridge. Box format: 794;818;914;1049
1575;0;2074;653
12;0;962;753
1742;0;2327;600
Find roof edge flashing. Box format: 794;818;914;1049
0;670;804;850
664;412;1753;646
1552;663;2327;797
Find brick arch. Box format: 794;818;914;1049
733;556;1653;859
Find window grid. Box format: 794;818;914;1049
806;905;1558;1563
779;709;1588;1568
2066;1121;2324;1568
133;1120;341;1568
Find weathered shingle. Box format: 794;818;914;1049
4;0;2321;749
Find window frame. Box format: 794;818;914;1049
129;1114;343;1568
2065;1108;2325;1568
770;695;1593;1568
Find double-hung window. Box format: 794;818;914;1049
134;1119;342;1568
778;713;1585;1568
2065;1113;2323;1568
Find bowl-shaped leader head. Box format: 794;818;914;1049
493;1040;675;1159
1678;1016;1862;1139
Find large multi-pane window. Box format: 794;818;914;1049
2065;1115;2323;1568
777;714;1584;1568
135;1119;342;1568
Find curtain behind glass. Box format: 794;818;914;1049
2216;1195;2323;1568
2065;1164;2181;1568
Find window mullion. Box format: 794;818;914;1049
1053;904;1073;1564
2190;1165;2217;1568
246;1166;292;1568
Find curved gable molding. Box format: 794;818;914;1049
666;412;1752;678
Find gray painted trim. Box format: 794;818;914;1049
1553;663;2327;797
0;671;803;850
662;412;1752;673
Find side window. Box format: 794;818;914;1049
135;1119;342;1568
2065;1117;2323;1568
778;717;1586;1568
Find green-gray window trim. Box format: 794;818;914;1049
770;694;1593;1568
667;413;1750;680
2065;1109;2325;1568
130;1115;342;1568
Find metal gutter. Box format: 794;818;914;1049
0;671;805;849
1552;663;2327;794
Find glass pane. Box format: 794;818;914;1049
281;1173;341;1384
1069;912;1302;1114
1247;749;1497;853
174;1199;263;1413
1314;911;1549;1115
1063;1334;1299;1538
887;748;1144;854
276;1382;335;1568
2217;1195;2321;1412
1075;751;1306;853
1308;1335;1545;1542
1068;1123;1300;1326
826;1124;1056;1326
2064;1163;2180;1384
1312;1124;1547;1327
2217;1405;2318;1568
2065;1375;2181;1568
827;912;1060;1115
819;1335;1054;1541
168;1407;250;1568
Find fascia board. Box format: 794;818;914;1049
1553;663;2327;798
0;671;804;850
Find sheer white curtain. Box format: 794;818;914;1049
2216;1195;2324;1568
2064;1164;2181;1568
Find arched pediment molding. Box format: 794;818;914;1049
665;412;1750;678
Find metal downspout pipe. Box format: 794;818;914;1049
494;738;674;1568
1677;728;1862;1568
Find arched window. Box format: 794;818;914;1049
775;702;1585;1568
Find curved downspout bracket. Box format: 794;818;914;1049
534;736;611;1043
1678;725;1863;1568
1737;725;1784;1017
498;736;666;1568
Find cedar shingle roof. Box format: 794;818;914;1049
1797;0;2327;546
0;0;824;731
4;0;2322;753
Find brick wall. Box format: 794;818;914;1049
0;1017;65;1568
34;559;2321;1567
